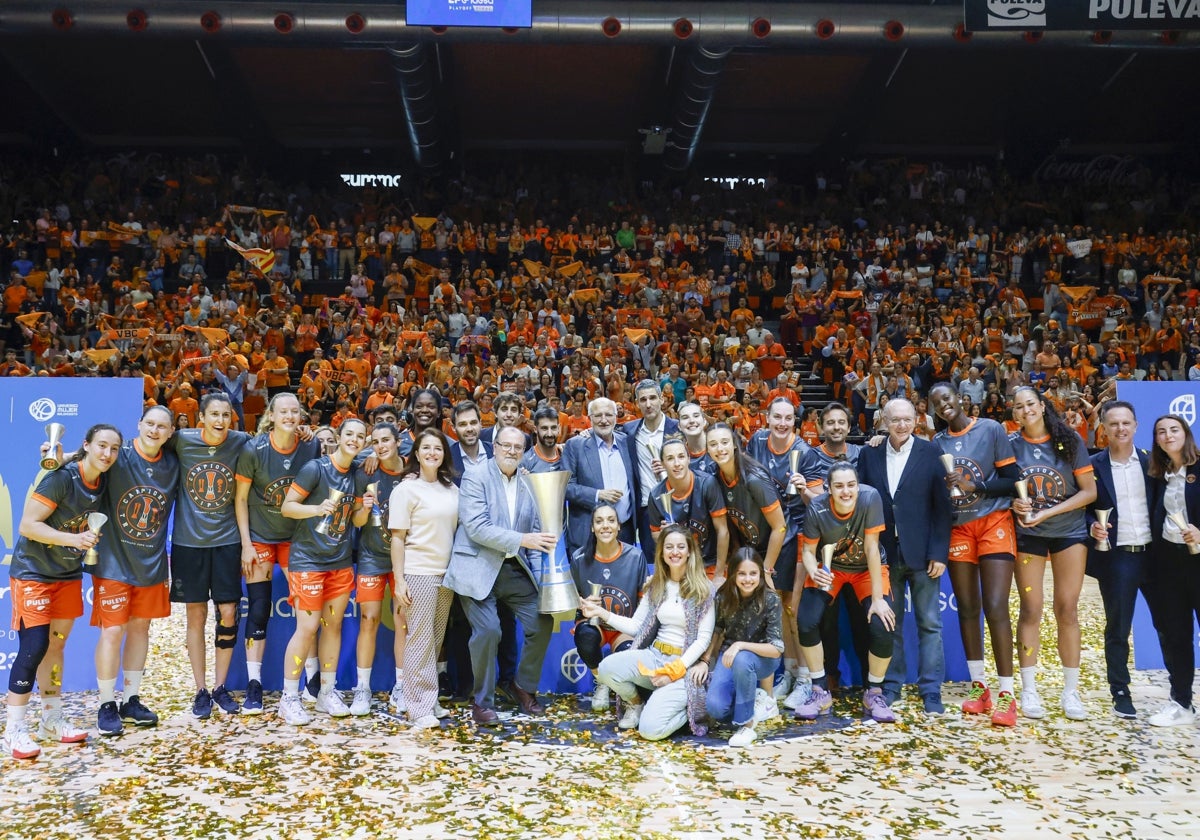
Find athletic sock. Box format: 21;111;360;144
394;667;404;684
318;670;336;696
357;667;371;690
1020;666;1038;691
283;679;300;698
246;662;262;683
796;664;812;683
1062;666;1080;694
784;657;799;676
437;661;448;675
304;657;319;681
998;676;1015;694
6;704;27;731
98;678;117;705
810;669;828;690
123;670;143;699
868;674;885;686
967;660;986;684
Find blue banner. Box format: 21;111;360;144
0;379;144;692
407;0;532;28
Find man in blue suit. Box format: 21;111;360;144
622;380;679;555
563;397;636;555
448;400;493;481
1086;400;1153;719
857;397;952;714
444;426;557;726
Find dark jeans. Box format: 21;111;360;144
884;561;945;699
1144;542;1200;707
1089;547;1146;694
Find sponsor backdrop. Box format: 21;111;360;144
1118;380;1200;669
407;0;532;28
0;379;144;692
964;0;1200;32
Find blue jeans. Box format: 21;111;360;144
706;649;778;727
884;563;945;699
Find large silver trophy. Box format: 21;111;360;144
525;470;578;614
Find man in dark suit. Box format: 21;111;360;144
443;426;557;726
1087;400;1154;719
563;397;636;555
858;397;952;714
622;380;679;555
448;400;493;482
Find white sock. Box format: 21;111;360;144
123;670;143;699
304;657;319;681
1062;666;1080;694
246;662;262;683
318;671;336;696
283;678;300;697
357;667;371;689
967;660;986;684
998;676;1015;694
796;665;811;682
784;658;799;675
1020;666;1038;692
868;674;885;686
437;661;447;675
810;669;826;681
6;704;27;731
42;695;63;712
394;667;404;684
98;678;118;704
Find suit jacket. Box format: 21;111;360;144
1087;448;1153;564
449;439;493;486
621;416;680;506
443;459;542;600
563;432;636;552
1150;460;1200;547
856;436;952;569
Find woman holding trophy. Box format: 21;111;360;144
4;424;122;760
1007;386;1096;721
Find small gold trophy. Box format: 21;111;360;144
83;512;107;566
314;489;346;536
940;454;964;498
647;442;666;482
1014;479;1031;525
787;449;802;496
588;582;604;627
366;482;383;528
1167;512;1200;555
659;490;675;525
42;423;66;470
819;543;835;592
1094;508;1113;551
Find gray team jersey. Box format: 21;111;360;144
1008;431;1092;539
521;447;567;474
169;428;251;548
747;430;810;536
797;442;862;493
236;433;322;543
802;484;887;573
10;463;106;583
287;457;360;573
355;466;405;575
648;472;727;567
934;418;1017;527
93;441;180;587
570;541;645;620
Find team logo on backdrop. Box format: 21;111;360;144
29;398;57;421
1169;394;1196;427
986;0;1046;27
560;650;588;683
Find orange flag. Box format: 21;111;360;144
557;261;584;277
224;238;276;277
522;259;545;278
411;216;437;232
15;312;47;329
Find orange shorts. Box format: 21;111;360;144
10;578;83;629
252;541;291;570
948;509;1017;565
356;572;394;604
804;566;890;603
90;578;171;627
289;567;356;612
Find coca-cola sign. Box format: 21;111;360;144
1033;154;1141;188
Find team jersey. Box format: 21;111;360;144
169;428;251;548
10;463;107;583
714;469;782;554
521;447;567;474
747;430;810;536
648;471;728;567
803;485;887;573
570;541;644;621
1008;431;1092;539
286;457;361;572
355;465;405;575
236;432;322;543
688;444;716;475
798;443;861;492
934;418;1017;527
93;440;180;587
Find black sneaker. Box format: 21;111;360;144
119;695;159;727
192;688;212;720
1112;689;1137;719
98;701;124;736
303;671;321;705
243;680;264;716
438;672;453;699
212;684;241;715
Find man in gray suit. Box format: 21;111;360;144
563;397;636;555
444;426;558;726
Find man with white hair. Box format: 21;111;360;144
563;397;636;555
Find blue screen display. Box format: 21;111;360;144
407;0;533;28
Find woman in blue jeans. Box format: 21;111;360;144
699;548;784;747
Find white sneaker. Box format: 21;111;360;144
617;703;643;730
1149;700;1197;727
433;702;450;719
278;694;310;726
350;686;372;717
412;714;440;730
728;725;757;748
4;723;41;760
753;689;780;724
38;711;89;744
1061;690;1088;721
783;680;814;711
772;671;795;701
316;690;350;718
1021;688;1046;719
592;683;611;712
389;683;407;714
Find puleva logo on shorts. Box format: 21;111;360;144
1169;394;1197;427
986;0;1047;27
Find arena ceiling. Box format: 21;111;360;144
2;0;1199;170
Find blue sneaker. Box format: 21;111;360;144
243;680;264;716
192;688;212;720
212;684;241;715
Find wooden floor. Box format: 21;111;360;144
3;575;1199;839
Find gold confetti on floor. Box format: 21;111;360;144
3;573;1199;838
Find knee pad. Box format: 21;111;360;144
868;616;895;659
214;622;238;650
245;582;272;642
8;625;50;695
574;623;604;670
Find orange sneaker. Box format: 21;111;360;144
991;690;1017;727
961;681;993;715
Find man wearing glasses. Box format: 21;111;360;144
858;398;953;714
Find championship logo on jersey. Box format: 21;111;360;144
725;507;762;545
116;485;169;541
262;476;294;509
59;511;92;555
186;460;234;510
832;532;867;567
949;458;986;507
600;584;633;617
1020;464;1066;511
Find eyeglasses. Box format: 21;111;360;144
495;442;524;452
886;417;916;425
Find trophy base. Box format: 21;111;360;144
40;457;60;471
1095;539;1111;552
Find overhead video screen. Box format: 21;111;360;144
407;0;533;28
